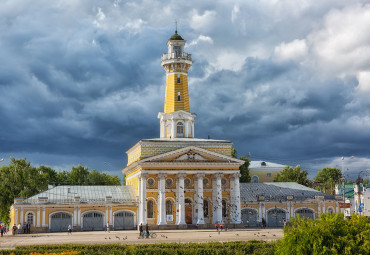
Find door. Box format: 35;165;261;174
241;209;258;227
185;199;192;224
83;212;104;231
295;208;314;220
267;208;286;227
114;211;135;230
50;212;72;232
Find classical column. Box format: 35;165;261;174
74;207;77;226
212;173;223;224
15;208;18;225
232;173;241;224
229;175;235;223
20;208;24;225
37;208;40;227
77;206;81;226
157;173;167;225
196;173;205;224
109;206;113;226
139;173;148;225
191;121;195;137
42;207;46;227
177;173;186;225
105;206;109;225
171;119;175;138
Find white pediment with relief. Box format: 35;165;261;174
138;146;245;164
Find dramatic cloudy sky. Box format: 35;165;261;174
1;0;370;180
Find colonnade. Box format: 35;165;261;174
138;172;241;225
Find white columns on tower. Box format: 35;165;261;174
171;119;175;138
157;173;167;225
139;173;148;225
196;173;205;224
177;173;186;225
232;173;241;224
212;173;223;224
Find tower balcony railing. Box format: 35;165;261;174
161;52;192;61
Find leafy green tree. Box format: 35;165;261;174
68;165;89;185
231;148;250;182
239;157;251;183
274;165;310;186
276;213;370;254
315;167;342;195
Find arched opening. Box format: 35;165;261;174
82;211;104;231
26;212;34;226
267;208;286;227
295;208;315;220
185;198;192;224
147;200;154;219
176;122;184;138
327;207;335;214
166;200;173;216
113;211;135;230
222;200;227;218
241;208;258;227
251;175;259;183
203;199;209;218
50;212;72;232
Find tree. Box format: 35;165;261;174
276;213;370;254
231;148;250;182
314;167;342;195
274;165;310;186
239;157;251;183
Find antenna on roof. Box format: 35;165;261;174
175;19;178;33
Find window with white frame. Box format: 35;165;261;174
177;122;184;138
27;212;34;225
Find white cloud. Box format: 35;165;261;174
190;10;217;31
231;5;239;23
187;35;213;47
274;39;308;61
356;71;370;93
309;4;370;75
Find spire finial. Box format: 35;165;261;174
175;20;178;33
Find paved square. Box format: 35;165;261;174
0;228;283;250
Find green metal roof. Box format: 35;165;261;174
170;30;184;40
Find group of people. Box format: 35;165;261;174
0;224;8;237
11;223;31;235
215;223;224;234
138;223;150;238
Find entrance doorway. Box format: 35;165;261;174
185;199;192;224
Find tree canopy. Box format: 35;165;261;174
0;158;121;223
274;165;310;186
231;148;250;183
276;213;370;254
314;167;342;195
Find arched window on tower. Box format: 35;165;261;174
251;175;259;183
177;92;181;101
147;200;154;218
177;122;184;138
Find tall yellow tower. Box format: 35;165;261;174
158;31;196;138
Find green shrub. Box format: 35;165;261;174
275;213;370;255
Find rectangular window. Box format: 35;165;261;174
266;173;272;177
177;74;181;83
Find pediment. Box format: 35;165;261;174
139;146;244;164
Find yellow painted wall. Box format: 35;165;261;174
164;74;190;114
250;170;280;182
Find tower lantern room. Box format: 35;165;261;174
158;31;196;139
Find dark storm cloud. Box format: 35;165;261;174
0;0;369;179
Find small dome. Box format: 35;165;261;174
170;30;184;40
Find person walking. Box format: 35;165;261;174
283;218;287;228
67;224;72;235
17;223;21;234
27;223;31;234
139;223;143;238
1;225;4;237
215;223;219;234
12;224;17;235
145;223;150;239
262;217;266;228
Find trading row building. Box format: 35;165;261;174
10;31;342;232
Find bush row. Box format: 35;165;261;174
1;241;275;255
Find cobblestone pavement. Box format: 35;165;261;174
0;228;283;250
